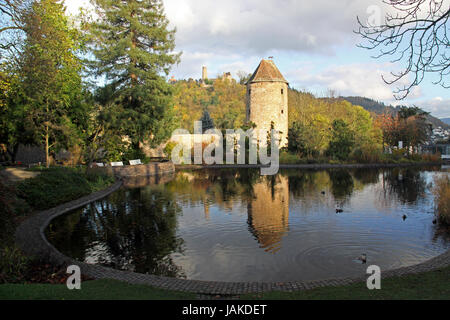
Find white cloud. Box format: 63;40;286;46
414;97;450;119
64;0;448;112
286;62;423;101
164;0;387;55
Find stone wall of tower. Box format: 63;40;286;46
246;81;288;147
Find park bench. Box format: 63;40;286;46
110;161;124;167
129;159;142;166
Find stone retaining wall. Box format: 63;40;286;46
15;172;450;295
90;161;175;178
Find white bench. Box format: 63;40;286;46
96;163;105;167
110;161;124;167
129;159;142;166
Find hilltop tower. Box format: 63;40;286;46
246;59;288;147
202;66;208;81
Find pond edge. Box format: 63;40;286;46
15;170;450;295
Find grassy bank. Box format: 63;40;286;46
433;175;450;225
242;266;450;300
1;265;449;300
279;150;442;165
16;167;115;210
0;279;195;300
0;167;115;284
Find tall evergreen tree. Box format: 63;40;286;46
88;0;181;152
199;109;214;132
327;119;355;161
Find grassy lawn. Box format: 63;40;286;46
1;266;449;300
0;279;196;300
243;266;450;300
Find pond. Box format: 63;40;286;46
46;167;450;282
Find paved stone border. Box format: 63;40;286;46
15;176;450;295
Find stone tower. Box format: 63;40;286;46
246;59;288;147
202;66;208;81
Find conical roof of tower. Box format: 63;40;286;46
246;59;288;85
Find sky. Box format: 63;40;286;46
66;0;450;119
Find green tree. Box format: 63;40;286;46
19;0;84;167
288;122;309;156
199;109;214;132
88;0;181;153
327;119;355;161
0;63;37;162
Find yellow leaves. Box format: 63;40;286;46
0;71;11;110
288;90;382;154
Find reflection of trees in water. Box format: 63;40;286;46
166;169;261;211
285;169;333;199
383;168;426;204
47;187;185;278
353;168;380;185
431;224;450;245
286;170;319;198
46;208;85;259
328;169;354;201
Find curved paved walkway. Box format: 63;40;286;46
15;180;450;295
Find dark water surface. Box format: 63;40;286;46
46;167;450;282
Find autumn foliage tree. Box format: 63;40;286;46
375;106;430;153
19;0;84;167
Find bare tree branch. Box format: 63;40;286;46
355;0;450;100
0;0;30;60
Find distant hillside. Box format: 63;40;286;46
341;96;450;129
441;118;450;125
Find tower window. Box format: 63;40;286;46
281;110;284;114
281;89;284;94
249;89;251;95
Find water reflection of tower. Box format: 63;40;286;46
247;175;289;253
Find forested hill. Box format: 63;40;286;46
340;96;449;129
173;81;382;156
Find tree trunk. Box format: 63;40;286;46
45;123;49;168
45;101;49;168
6;143;19;163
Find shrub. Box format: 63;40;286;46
351;145;383;163
433;175;450;225
164;141;178;160
85;170;115;192
279;151;302;164
16;167;114;210
0;246;30;283
122;147;146;162
326;119;355;161
422;153;441;163
407;153;422;162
